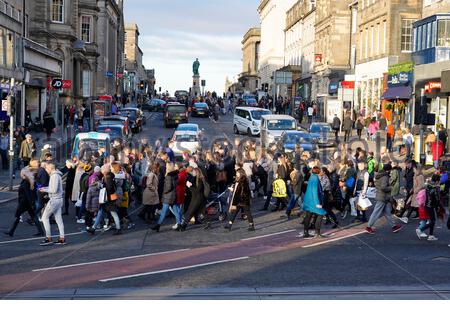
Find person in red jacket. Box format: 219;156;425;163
172;163;192;230
431;139;444;168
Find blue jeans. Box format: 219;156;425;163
172;204;183;223
286;193;302;214
157;203;182;225
92;208;105;229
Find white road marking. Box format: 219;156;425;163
32;248;191;272
99;256;250;283
0;231;85;245
241;229;296;241
301;230;367;248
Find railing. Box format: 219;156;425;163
0;1;22;22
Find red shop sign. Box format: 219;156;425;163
424;81;441;93
315;54;322;64
341;81;355;89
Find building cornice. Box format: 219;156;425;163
242;27;261;45
258;0;270;13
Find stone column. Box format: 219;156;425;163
192;75;201;97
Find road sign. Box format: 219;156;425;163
51;79;63;90
105;71;114;78
62;80;72;89
1;100;7;112
201;80;206;87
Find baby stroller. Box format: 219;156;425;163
199;189;230;229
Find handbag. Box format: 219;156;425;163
99;188;107;204
357;196;372;210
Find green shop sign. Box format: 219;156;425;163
388;62;414;75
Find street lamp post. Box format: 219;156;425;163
8;78;15;191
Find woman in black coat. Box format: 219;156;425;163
43;110;56;138
151;163;179;232
60;160;76;216
181;168;207;231
224;168;255;231
4;169;44;237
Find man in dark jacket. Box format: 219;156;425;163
342;114;354;142
331;114;341;141
43;110;56;139
366;164;403;234
101;164;121;235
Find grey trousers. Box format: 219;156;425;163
368;200;395;228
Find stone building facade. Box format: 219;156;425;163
239;27;260;94
124;23;147;100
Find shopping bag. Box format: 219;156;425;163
357;196;372;210
99;188;107;204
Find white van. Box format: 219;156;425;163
233;107;272;136
260;115;297;148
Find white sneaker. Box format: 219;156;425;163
416;228;427;239
171;224;179;230
76;219;85;224
399;217;408;224
427;235;438;241
263;196;267;200
103;225;111;231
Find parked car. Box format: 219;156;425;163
175;123;201;135
309;122;336;148
164;103;188;128
96;124;128;143
98;116;130;137
142;98;167;112
242;97;258;107
277;131;318;157
192;102;209;117
118;107;144;133
233;107;271;136
260;115;297;148
171;130;202;156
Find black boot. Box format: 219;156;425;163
151;224;160;232
247;224;255;231
303;230;311;238
4;231;13;237
224;222;232;231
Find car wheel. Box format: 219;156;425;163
234;125;239;134
247;128;252;137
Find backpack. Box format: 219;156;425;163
272;178;287;198
416;189;427;207
345;176;356;189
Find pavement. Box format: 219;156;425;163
0;109;449;299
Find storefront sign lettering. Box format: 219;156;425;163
388;72;411;87
424;81;441;93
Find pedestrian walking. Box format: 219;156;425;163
403;128;414;159
331;114;341;141
39;163;65;245
140;163;160;223
401;165;424;223
416;174;442;241
43;110;56;139
224;169;255;231
365;164;403;235
307;105;314;124
342;113;354;143
356;117;364;140
302;167;327;238
0;131;9;170
19;134;36;167
181;167;208;231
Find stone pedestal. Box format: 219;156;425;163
191;75;201;97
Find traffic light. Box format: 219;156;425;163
264;83;269;92
139;81;145;90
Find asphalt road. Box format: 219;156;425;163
1;109;450;299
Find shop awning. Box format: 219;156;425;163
381;86;412;100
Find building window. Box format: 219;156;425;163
51;0;64;23
438;19;450;47
82;70;91;97
81;16;92;43
401;19;414;52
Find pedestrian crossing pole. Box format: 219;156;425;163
7;78;15;191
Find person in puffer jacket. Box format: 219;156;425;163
366;164;403;235
416;174;441;241
85;172;101;233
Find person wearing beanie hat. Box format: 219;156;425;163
366;162;403;235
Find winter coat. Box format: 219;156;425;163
142;172;159;206
71;170;84;202
176;169;187;205
161;171;178;205
185;177;206;214
103;172;117;203
18;178;35;207
404;167;414;193
390;168;400;196
43;112;56;131
291;169;304;195
19;140;36;160
425;183;440;210
86;181;100;213
79;172;90;202
374;171;391;202
332;117;341;130
411;173;425;208
302;174;326;215
231;177;251;207
41;170;63;200
342;117;354;131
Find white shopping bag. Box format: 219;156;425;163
357;196;372;210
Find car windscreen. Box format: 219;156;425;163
284;134;312;144
97;127;122;137
177;125;197;132
78;139;107;150
175;134;197;142
118;110;137;118
251;110;271;120
311;125;332;133
168;106;186;113
267;119;296;130
195;104;208;108
246;99;257;104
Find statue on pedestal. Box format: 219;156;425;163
193;58;200;76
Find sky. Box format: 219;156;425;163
124;0;260;95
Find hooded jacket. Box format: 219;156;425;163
374;171;391;202
41;170;63;200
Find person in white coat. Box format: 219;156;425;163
350;161;370;223
39;163;65;246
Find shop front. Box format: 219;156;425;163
381;62;414;127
